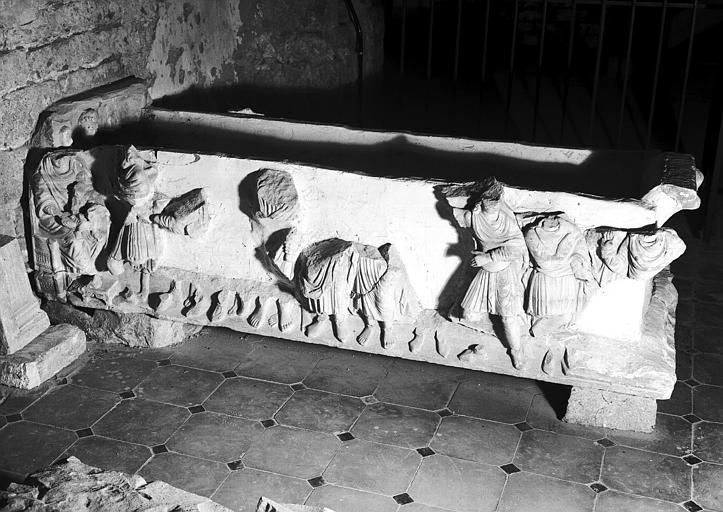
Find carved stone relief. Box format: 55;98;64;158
296;238;421;348
445;177;529;369
31;151;111;298
26;143;700;431
30;146;211;307
589;227;686;284
523;213;598;336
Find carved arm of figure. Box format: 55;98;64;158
451;207;472;229
472;244;525;268
599;230;629;277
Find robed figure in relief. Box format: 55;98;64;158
451;177;529;369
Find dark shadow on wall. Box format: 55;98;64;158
152;81;365;129
69;79;660;199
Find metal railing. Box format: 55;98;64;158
384;0;723;237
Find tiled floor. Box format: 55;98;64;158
1;235;723;511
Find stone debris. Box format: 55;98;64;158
0;457;233;512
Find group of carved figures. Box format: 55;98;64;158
450;177;684;369
30;149;685;370
31;145;209;304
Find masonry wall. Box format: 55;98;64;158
0;0;382;241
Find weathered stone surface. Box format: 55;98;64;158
0;236;50;355
91;309;202;348
1;59;128;150
30;79;151;149
147;0;383;98
564;386;658;433
0;147;25;206
43;301;201;348
30;143;685;407
0;324;86;389
0;456;234;512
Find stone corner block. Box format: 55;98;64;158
0;324;86;389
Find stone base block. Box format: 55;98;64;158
0;324;86;389
90;309;202;348
44;301;202;348
564;386;657;433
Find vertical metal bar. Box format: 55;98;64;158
702;60;723;241
504;0;520;136
426;0;435;81
589;0;608;140
674;0;698;151
454;0;463;81
478;0;491;138
646;0;668;149
481;0;490;82
532;0;549;141
400;0;407;76
616;0;637;147
704;116;723;241
559;0;577;143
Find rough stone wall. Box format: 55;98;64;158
0;0;383;240
0;0;159;239
147;0;383;98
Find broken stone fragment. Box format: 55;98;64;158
0;456;235;512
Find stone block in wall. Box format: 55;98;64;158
0;208;18;238
1;1;148;53
0;147;25;206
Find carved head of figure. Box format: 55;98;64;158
473;176;504;214
116;146;158;206
78;109;99;137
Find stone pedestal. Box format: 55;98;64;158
0;235;50;355
0;324;86;389
563;386;657;433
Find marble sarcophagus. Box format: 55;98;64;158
28;112;702;432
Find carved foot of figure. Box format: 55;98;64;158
356;325;372;346
510;348;530;371
458;344;486;363
155;280;182;313
305;315;330;338
408;328;426;354
248;297;274;328
186;294;211;318
210;290;235;323
278;299;297;333
435;331;451;358
331;315;350;343
380;327;395;349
